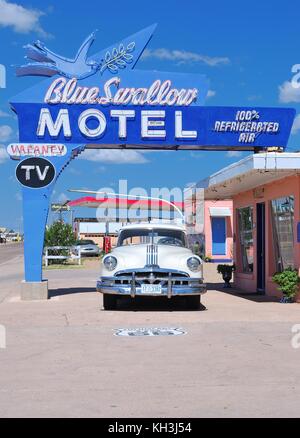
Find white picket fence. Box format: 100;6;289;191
44;246;81;267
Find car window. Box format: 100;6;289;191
118;229;187;247
76;240;96;245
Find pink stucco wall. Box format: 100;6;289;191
204;200;233;260
233;174;300;301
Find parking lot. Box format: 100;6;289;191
0;246;300;418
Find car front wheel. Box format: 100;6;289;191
103;294;117;310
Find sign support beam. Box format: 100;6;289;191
18;145;84;294
22;187;53;283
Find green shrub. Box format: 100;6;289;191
272;267;300;299
44;221;76;265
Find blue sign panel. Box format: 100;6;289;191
13;103;295;149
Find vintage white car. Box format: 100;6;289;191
97;223;207;310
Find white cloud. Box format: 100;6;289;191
0;0;49;37
279;80;300;103
79;149;149;164
142;48;230;67
227;151;243;158
0;144;8;163
0;125;13;142
292;114;300;135
0;109;11;118
207;89;216;98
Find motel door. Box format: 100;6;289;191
256;202;266;293
212;217;226;255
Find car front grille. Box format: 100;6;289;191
146;244;158;266
114;271;190;286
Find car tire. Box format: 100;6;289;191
103;294;117;310
186;295;201;310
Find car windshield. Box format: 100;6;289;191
76;240;96;245
118;228;187;247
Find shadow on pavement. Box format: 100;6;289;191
49;287;207;310
49;283;279;305
49;287;96;298
112;296;207;312
207;282;279;303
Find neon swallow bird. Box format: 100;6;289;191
16;32;100;79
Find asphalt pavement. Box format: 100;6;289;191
0;243;24;303
0;243;23;265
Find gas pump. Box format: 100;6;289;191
103;235;111;254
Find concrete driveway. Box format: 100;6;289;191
0;257;300;418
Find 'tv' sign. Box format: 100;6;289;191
16;157;56;188
22;164;50;181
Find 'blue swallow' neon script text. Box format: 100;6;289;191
44;77;198;106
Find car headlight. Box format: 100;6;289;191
103;256;117;271
187;257;201;272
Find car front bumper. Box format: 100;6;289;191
97;271;207;298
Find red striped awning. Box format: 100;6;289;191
68;196;184;211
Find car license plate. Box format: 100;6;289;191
141;284;162;294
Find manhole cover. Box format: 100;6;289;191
114;327;186;337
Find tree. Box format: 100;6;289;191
45;221;76;247
44;221;76;264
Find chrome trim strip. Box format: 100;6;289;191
115;267;190;277
146;243;158;266
167;272;172;299
131;271;136;298
101;275;202;283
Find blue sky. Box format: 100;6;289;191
0;0;300;231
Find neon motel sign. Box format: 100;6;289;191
10;25;295;150
38;78;283;143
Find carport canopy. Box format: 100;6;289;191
196;152;300;199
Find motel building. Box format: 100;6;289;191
198;152;300;301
